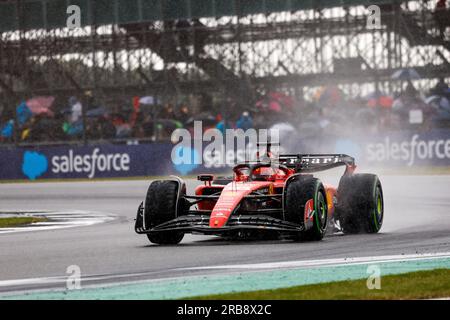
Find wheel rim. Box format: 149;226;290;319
374;186;383;230
315;192;327;233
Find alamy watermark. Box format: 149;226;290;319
65;4;381;30
367;5;381;30
366;265;381;290
66;5;81;29
171;121;280;167
66;265;82;290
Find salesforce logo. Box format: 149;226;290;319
52;148;130;178
22;148;130;180
22;151;48;180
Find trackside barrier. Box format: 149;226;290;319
1;129;450;181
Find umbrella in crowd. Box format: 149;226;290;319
256;91;294;112
86;107;108;118
185;113;217;126
364;91;393;108
425;95;442;106
16;97;55;127
313;86;343;107
26;96;55;116
156;119;184;131
428;95;450;123
139;96;159;105
367;96;393;108
391;68;421;80
425;95;450;112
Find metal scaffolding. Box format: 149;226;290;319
0;0;449;136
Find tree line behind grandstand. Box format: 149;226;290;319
0;79;449;145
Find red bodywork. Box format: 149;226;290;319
194;164;354;228
135;153;358;239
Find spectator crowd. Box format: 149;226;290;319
0;79;449;145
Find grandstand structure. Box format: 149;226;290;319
0;0;449;113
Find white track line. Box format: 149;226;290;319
178;252;450;270
0;272;147;288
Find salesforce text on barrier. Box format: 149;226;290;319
366;134;450;166
51;148;130;178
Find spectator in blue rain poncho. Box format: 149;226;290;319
16;102;32;126
236;111;254;131
0;120;14;140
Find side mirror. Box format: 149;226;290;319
197;175;214;185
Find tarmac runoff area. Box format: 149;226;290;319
0;174;449;299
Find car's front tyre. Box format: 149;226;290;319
144;180;184;245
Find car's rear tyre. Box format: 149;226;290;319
144;180;184;245
285;177;328;241
335;174;383;234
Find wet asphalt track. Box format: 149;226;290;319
0;173;450;293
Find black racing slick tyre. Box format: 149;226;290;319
285;177;328;241
144;180;184;245
335;174;384;234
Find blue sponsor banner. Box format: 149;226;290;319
0;143;175;181
1;129;450;181
333;129;450;167
0;142;232;181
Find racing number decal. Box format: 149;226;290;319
304;199;315;222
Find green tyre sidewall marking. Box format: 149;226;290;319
314;182;326;235
373;179;383;232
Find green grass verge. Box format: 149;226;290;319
191;269;450;300
0;216;48;228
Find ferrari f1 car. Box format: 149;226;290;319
135;146;384;245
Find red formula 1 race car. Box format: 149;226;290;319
135;147;384;245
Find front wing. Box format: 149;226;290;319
134;203;304;236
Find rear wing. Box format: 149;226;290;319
278;154;355;173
